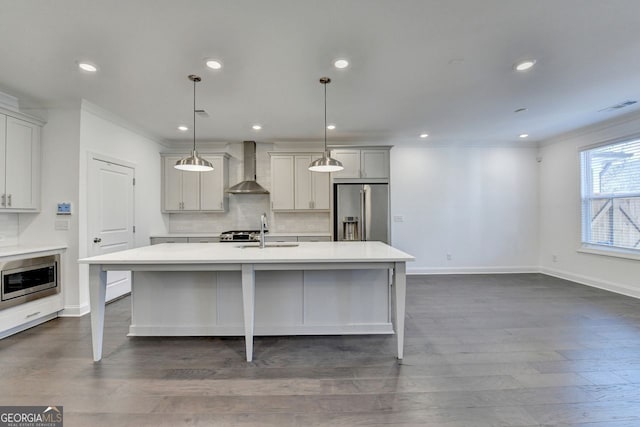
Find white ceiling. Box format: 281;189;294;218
1;0;640;146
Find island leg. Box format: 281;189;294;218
241;264;256;362
88;264;107;362
393;262;407;360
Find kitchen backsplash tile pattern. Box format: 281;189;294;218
0;214;19;247
169;196;330;233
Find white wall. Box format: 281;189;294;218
0;214;19;247
539;112;640;298
390;141;540;274
76;101;167;314
18;107;81;314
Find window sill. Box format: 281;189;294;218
578;245;640;261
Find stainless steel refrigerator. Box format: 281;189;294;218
334;184;389;243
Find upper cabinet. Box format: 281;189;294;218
270;153;330;211
330;148;390;180
0;111;43;212
161;154;229;213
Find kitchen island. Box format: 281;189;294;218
78;241;413;362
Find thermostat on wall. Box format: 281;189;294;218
56;202;72;215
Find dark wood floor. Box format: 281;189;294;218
2;274;640;426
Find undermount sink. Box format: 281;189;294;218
236;243;299;249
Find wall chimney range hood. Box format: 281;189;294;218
226;141;269;194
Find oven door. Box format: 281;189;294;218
1;256;58;303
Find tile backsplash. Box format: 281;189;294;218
169;195;330;233
0;214;19;247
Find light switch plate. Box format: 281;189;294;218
55;220;70;230
57;202;72;215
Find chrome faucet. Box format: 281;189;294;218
260;213;268;248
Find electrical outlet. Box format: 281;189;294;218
446;253;452;261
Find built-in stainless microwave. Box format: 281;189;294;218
0;254;60;310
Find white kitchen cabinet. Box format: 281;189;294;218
150;237;189;244
329;150;361;179
297;235;331;242
294;155;330;210
330;148;390;180
200;155;229;212
271;153;330;211
270;155;295;210
0;113;42;212
162;154;229;212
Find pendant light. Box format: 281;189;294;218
309;77;344;173
175;75;214;172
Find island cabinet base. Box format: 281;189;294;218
129;269;393;336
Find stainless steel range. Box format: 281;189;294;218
220;230;265;242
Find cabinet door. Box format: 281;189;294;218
150;237;189;244
5;117;39;209
310;155;330;210
181;169;200;210
361;150;389;179
200;156;226;211
294;155;313;209
163;156;184;211
330;150;360;178
271;155;294;210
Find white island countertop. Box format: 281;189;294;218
81;241;413;363
79;241;414;265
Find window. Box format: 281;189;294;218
580;138;640;253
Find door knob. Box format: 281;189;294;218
93;238;102;243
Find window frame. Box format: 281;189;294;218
579;135;640;259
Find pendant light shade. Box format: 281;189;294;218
175;75;213;172
309;77;343;173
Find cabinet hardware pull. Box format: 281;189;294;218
7;194;11;207
26;311;41;319
93;237;102;243
1;194;4;207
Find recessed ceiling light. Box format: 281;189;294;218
78;62;98;72
334;59;349;69
514;60;536;72
252;124;262;130
205;59;223;70
327;124;336;130
178;126;188;131
419;133;429;139
519;133;529;138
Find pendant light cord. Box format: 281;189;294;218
192;78;197;152
324;81;327;152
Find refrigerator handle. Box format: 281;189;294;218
360;188;366;241
362;185;372;241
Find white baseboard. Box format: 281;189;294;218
129;323;394;336
539;267;640;299
408;266;539;275
59;303;90;317
106;279;131;302
0;313;58;339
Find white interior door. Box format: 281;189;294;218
88;156;135;302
